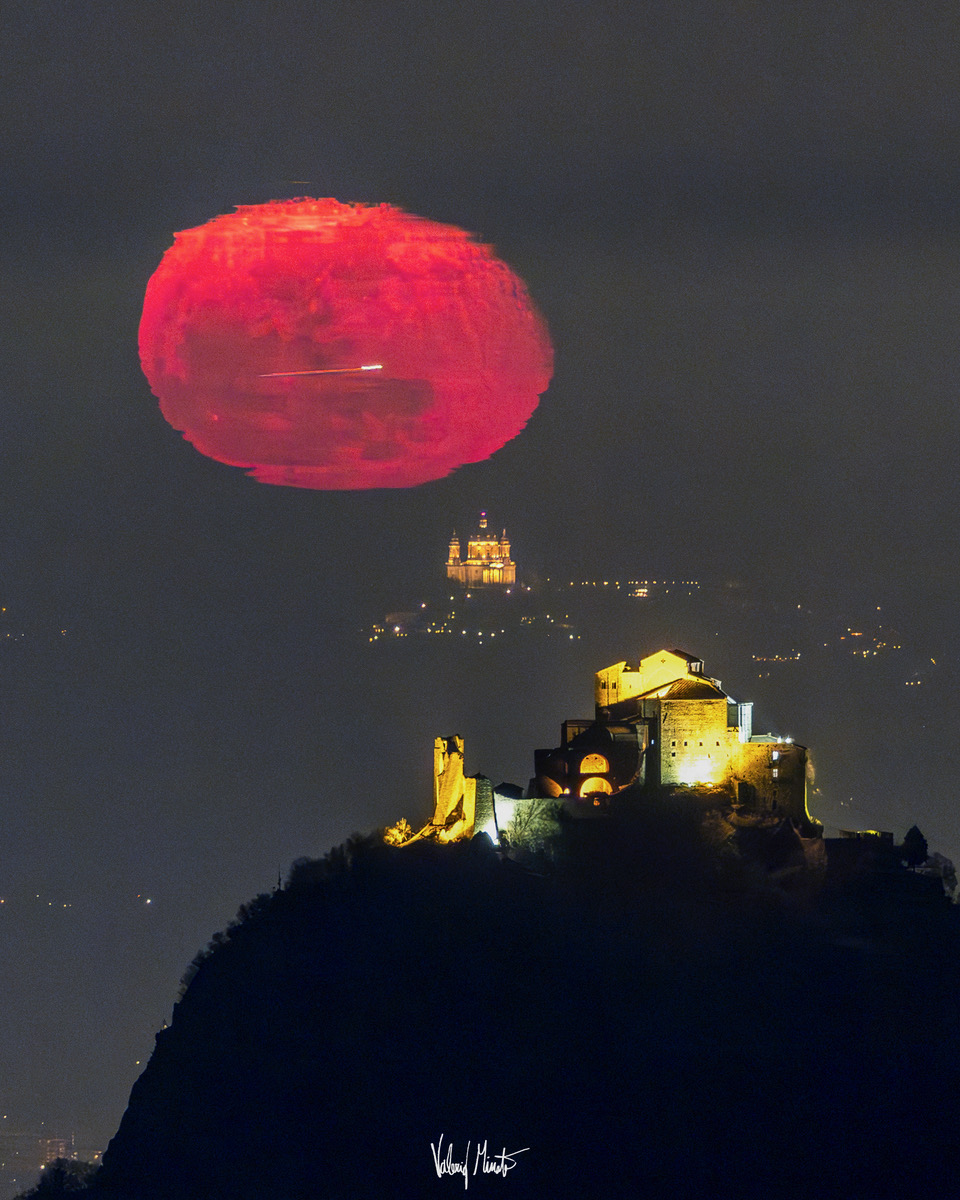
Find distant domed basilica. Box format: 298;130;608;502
446;512;515;587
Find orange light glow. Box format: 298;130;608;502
580;777;613;797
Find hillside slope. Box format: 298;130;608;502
92;812;960;1199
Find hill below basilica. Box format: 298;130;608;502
80;799;960;1200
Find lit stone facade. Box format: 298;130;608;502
389;647;814;851
388;735;496;846
536;648;813;828
446;512;516;587
428;735;494;842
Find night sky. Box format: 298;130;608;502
3;0;960;1165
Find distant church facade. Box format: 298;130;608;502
446;512;515;588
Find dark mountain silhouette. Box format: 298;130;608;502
83;800;960;1199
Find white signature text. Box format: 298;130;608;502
430;1135;530;1189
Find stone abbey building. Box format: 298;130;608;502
533;648;811;828
398;647;814;847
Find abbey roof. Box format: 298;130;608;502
658;677;728;700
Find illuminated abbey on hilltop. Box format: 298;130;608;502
535;648;810;822
446;512;515;588
390;648;815;848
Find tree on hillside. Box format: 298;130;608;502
14;1159;97;1198
901;825;929;869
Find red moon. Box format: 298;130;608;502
138;199;553;488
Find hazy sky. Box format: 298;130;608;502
2;0;960;1162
